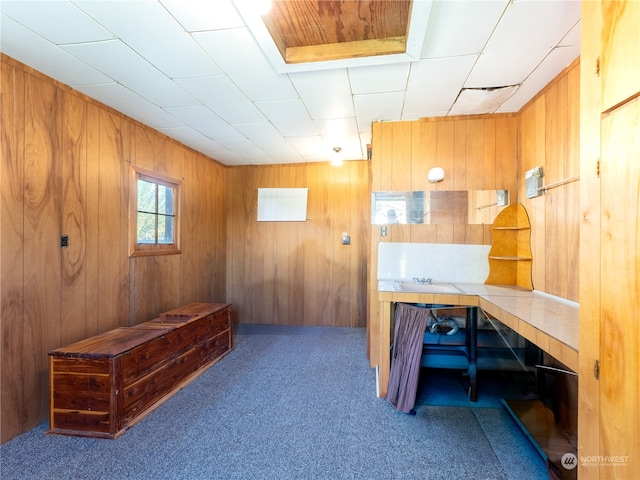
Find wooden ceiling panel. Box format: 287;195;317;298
262;0;412;63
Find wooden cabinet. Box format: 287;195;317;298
579;2;640;479
49;303;232;439
601;1;640;111
485;203;533;290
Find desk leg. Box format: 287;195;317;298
377;301;392;398
467;307;478;402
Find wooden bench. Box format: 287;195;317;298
48;303;232;439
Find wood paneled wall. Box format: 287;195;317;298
367;115;519;365
518;59;580;302
1;55;227;443
226;161;369;327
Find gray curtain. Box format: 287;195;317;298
387;303;429;413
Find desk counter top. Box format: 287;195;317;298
378;281;578;372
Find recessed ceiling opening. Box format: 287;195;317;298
261;0;412;64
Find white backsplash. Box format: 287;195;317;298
377;242;491;284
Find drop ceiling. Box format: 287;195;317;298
0;0;581;166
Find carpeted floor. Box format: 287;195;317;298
0;325;548;480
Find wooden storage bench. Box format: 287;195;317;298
48;303;232;439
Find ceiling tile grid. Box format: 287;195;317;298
0;0;580;166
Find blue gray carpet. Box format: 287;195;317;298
0;325;547;479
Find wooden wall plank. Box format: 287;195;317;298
1;62;26;443
465;119;484;190
23;74;62;428
60;91;88;346
436;120;455;191
482;118;496;190
453;119;467;190
85;104;100;338
391;122;412;191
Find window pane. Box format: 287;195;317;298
157;215;174;244
158;184;174;215
138;180;157;213
137;212;157;243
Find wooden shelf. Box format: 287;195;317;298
485;203;533;290
489;256;532;261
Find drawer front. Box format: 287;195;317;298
208;310;230;335
51;372;112;412
122;347;208;423
51;356;110;375
51;410;112;435
120;337;172;385
120;320;212;385
205;332;231;363
172;318;212;351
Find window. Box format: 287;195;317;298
129;167;181;257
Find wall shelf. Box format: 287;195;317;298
485;203;533;290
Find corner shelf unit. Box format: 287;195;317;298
485;203;533;290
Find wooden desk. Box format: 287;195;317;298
377;284;578;398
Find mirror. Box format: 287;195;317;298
371;190;508;225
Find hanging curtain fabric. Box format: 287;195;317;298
387;303;429;413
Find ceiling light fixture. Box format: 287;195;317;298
331;147;343;167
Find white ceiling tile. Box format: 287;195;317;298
421;0;509;58
164;106;243;140
176;76;265;124
216;137;265;159
160;0;245;32
62;39;198;107
403;56;477;117
0;13;112;86
289;69;354;119
74;0;221;79
256;100;318;137
285;136;327;160
261;148;305;164
210;151;251;166
233;123;290;150
75;83;184;129
465;0;581;86
156;126;225;156
315;117;360;148
354;91;405;127
1;0;113;44
193;27;298;101
348;63;411;95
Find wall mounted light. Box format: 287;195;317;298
428;167;445;183
331;147;343;167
